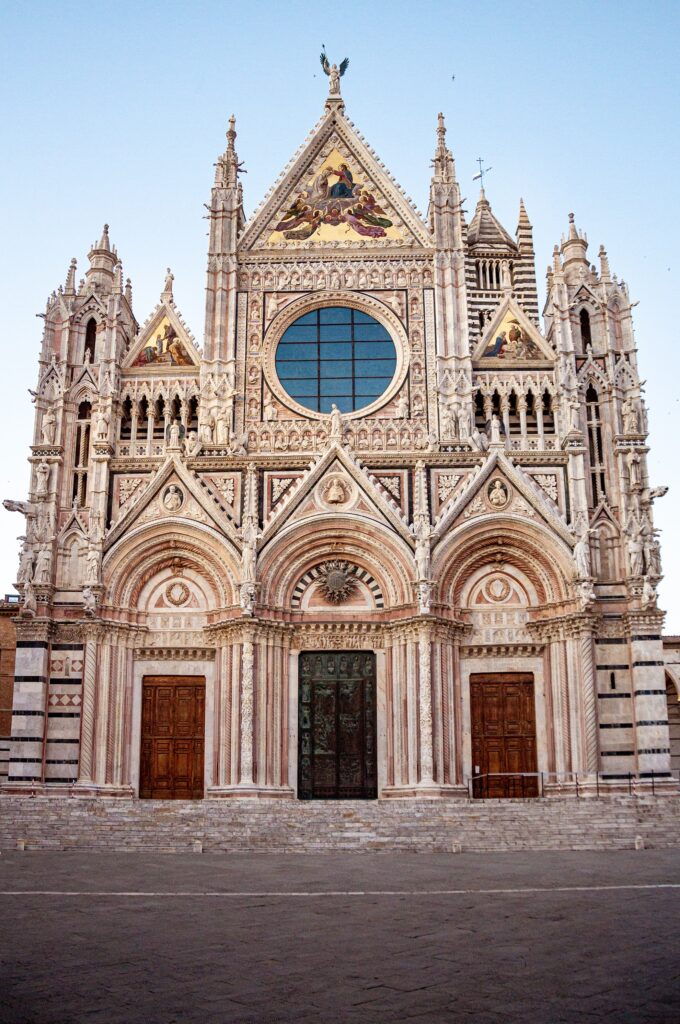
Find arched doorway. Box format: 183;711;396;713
666;676;680;777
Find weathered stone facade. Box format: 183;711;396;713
2;79;676;801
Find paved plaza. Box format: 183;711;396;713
1;849;679;1023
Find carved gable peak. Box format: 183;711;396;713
239;106;433;252
433;449;572;544
472;297;554;366
123;296;199;371
260;442;412;544
104;456;239;552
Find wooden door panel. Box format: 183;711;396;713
139;676;205;800
471;674;538;799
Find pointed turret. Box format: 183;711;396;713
432;112;456;185
468;190;516;251
64;258;77;296
86;223;118;291
560;212;589;280
516;199;533;253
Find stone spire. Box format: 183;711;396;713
432;112;456;184
64;258;77;296
215;114;243;191
516;198;534;253
86;223;118;291
560;212;589;278
598;244;611;283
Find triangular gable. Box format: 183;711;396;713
123;301;199;371
433;449;573;547
571;283;600;310
240;107;433;252
472;298;554;366
57;509;88;541
68;365;99;399
259;443;413;547
104;455;240;552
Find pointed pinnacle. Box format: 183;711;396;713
65;258;77;294
568;212;578;240
518;198;531;226
98;223;111;250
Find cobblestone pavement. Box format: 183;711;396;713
1;850;679;1023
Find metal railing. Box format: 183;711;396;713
467;770;680;800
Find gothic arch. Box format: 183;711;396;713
102;520;239;611
257;517;414;611
433;517;573;610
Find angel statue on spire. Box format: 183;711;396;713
320;50;349;95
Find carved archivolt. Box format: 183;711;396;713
433;517;574;610
103;523;239;610
258;518;414;610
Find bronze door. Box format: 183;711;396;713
298;651;377;799
470;673;538;798
140;676;205;799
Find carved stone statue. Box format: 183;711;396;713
458;407;471;440
263;394;278;422
41;407;56;444
163;485;183;512
440;403;456;437
325;478;347;505
490;414;502;445
573;525;594;578
22;582;37;617
184;431;201;457
622;394;640;434
328;404;344;442
215;411;230;444
82;586;98;617
17;540;33;584
199;415;214;444
626;521;645;576
627;450;642;489
94;408;110;441
85;546;100;584
168;419;181;448
241;519;258;582
641;575;656;609
395;393;409;419
35;460;50;498
240;581;256;616
417;581;431;615
34;545;51;584
228;431;248;456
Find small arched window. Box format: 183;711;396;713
84;318;97;363
586;384;607;502
72;401;92;507
579;308;592;347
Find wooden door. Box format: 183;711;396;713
470;673;538;798
140;676;205;799
298;651;377;800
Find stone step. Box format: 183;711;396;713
1;795;679;852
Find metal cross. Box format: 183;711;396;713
473;158;493;188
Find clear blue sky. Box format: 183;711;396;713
1;0;679;628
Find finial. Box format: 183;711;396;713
568;212;578;240
518;198;531;226
64;258;77;295
598;244;611;281
98;223;111;251
437;111;446;146
226;114;236;152
553;244;562;273
320;50;349;100
162;267;174;301
125;277;133;305
473;157;492;192
113;261;123;292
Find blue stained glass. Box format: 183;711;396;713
275;305;396;413
320;360;352;378
320;307;352;324
281;324;318;342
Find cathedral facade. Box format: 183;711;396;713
2;78;675;802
